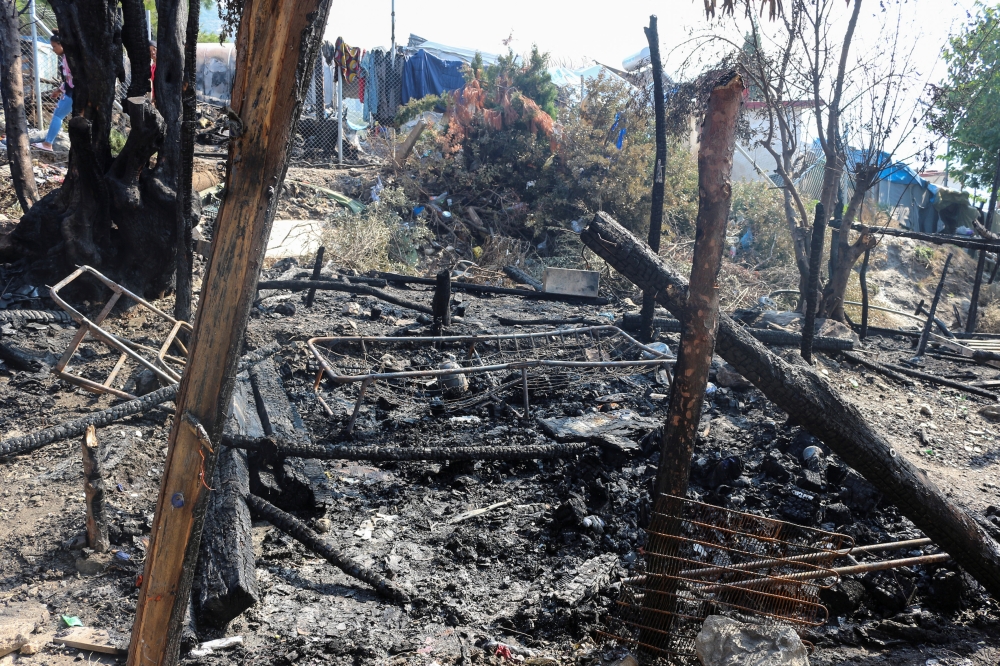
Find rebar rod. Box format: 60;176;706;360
246;494;409;603
224;435;590;461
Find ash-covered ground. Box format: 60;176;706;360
0;256;999;666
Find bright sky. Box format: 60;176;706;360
319;0;982;170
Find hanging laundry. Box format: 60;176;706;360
361;50;378;121
401;49;466;105
374;49;404;125
334;37;361;83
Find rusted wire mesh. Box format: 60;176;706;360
308;326;673;431
599;494;852;662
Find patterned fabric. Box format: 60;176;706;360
333;37;361;83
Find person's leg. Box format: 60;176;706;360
43;94;73;145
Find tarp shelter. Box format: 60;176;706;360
406;34;498;66
401;50;467;105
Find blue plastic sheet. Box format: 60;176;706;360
401;50;466;105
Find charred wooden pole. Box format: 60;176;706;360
801;203;826;364
174;0;201;323
581;211;1000;602
967;148;1000;333
432;268;452;333
0;0;39;213
126;0;334;661
639;15;668;343
82;425;110;552
859;248;871;341
655;72;743;498
304;246;325;307
913;253;952;362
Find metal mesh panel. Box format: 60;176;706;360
599;494;852;662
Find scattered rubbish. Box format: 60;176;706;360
695;615;809;666
61;616;83;628
641;341;673;359
482;638;536;659
554;552;620;607
539;410;660;444
189;636;244;657
541;267;600;298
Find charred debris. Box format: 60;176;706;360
2;9;1000;666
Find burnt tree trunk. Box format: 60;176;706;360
175;0;200;322
655;72;743;497
0;0;39;213
639;14;667;343
819;166;879;320
581;211;1000;602
0;0;181;301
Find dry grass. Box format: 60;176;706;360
320;186;431;274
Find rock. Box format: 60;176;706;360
824;503;853;526
979;405;1000;421
919;404;933;417
19;633;53;655
762;451;795;483
820;578;866;617
716;363;752;390
695;615;809;666
554;495;587;527
341;302;361;316
816;318;859;343
0;603;49;658
75;552;112;576
313;518;332;534
796;469;825;493
929;569;972;611
133;368;161;396
755;311;803;330
838;469;881;514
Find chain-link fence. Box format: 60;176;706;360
288;44;404;167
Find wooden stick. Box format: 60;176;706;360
802;203;826;364
82;425;110;553
860;248;870;341
305;246;325;308
127;0;333;661
914;253;952;360
432;269;451;330
655;71;743;498
580;211;1000;601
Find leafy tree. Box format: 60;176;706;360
928;1;1000;189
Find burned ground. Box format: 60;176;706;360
0;253;999;665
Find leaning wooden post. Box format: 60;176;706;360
126;0;333;662
801;203;826;364
82;425;110;553
966;148;1000;333
655;72;743;498
639;15;668;343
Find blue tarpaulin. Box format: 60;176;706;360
401;50;467;105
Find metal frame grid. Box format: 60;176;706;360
49;265;192;399
307;325;674;434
